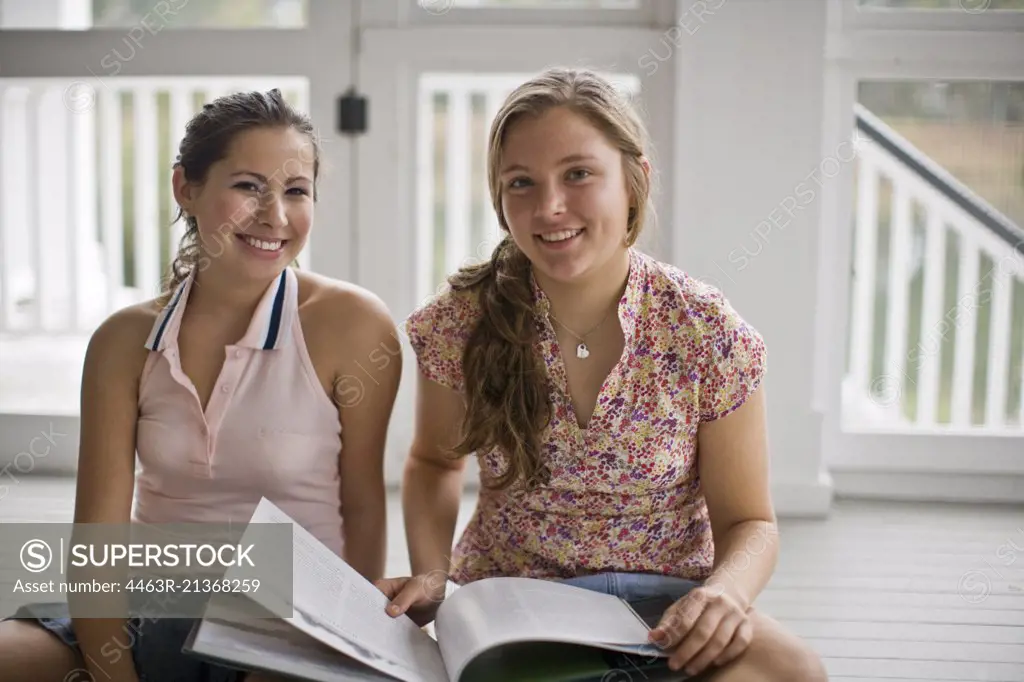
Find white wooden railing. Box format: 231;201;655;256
846;104;1024;432
0;77;308;336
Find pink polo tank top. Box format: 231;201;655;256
132;267;345;557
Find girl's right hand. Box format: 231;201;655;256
374;572;451;627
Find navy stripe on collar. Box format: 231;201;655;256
262;270;288;350
144;280;187;352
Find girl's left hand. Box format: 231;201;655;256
647;585;754;676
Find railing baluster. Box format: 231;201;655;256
0;86;8;331
985;265;1013;427
27;88;44;330
1019;330;1024;428
882;180;913;417
100;87;124;312
951;229;980;426
69;90;97;331
168;86;192;258
445;86;470;277
133;87;160;298
482;87;504;258
64;90;79;331
916;205;947;427
849;148;880;402
416;80;436;300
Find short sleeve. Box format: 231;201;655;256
698;292;767;422
402;287;480;393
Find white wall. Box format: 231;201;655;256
671;0;833;516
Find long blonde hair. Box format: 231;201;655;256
446;67;653;490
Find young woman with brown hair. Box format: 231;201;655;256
1;89;399;682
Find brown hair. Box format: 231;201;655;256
446;67;653;490
161;88;320;302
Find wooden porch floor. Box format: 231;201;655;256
1;476;1022;680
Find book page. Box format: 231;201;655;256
187;617;397;682
433;576;667;682
247;498;449;682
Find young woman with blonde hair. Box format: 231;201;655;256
376;68;828;681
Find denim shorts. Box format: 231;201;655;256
560;571;703;603
5;602;244;682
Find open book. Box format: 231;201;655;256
183;498;679;682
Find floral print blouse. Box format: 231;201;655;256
404;247;767;584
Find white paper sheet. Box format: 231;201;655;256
248;498;449;682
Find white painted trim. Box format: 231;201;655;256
833;470;1024;505
373;0;674;28
360;25;674;66
0;31;321;78
0;414;79;477
772;471;835;519
811;65;857;419
827;429;1024;474
824;31;1024;73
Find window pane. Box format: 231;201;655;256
0;0;307;29
844;80;1024;431
857;0;1024;9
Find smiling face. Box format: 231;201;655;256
173;125;315;282
497;105;634;285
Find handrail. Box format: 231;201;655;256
853;102;1024;258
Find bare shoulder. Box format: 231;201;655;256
294;266;401;364
295;270;397;342
84;300;161;374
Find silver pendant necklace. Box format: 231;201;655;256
549;306;616;360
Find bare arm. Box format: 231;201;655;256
402;372;468;578
650;385;777;675
697;385;778;611
333;291;401;583
69;306;153;682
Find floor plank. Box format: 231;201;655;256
782;619;1024;644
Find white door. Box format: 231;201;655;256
0;0;355;472
815;0;1024;499
354;0;678;484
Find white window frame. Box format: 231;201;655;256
814;0;1024;484
837;0;1024;32
362;0;675;27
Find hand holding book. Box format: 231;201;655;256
374;572;449;628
